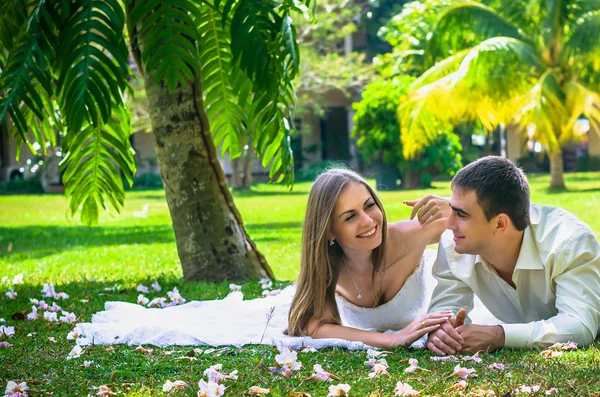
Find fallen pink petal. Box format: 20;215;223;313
450;364;476;380
395;381;420;396
328;383;350;396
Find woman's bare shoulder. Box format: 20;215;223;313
387;221;426;255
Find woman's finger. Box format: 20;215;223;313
424;312;453;319
415;324;443;338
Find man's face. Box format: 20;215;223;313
446;188;497;255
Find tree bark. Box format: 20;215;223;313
142;76;273;282
549;150;565;189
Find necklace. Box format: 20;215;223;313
343;258;363;299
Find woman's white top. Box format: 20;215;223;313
336;252;435;332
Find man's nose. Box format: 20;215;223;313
446;212;456;230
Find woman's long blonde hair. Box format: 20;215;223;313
287;168;388;336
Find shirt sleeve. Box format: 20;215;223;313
502;231;600;348
428;242;475;319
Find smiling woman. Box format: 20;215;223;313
286;168;456;349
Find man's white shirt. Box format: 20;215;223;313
429;204;600;348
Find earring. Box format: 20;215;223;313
330;240;334;246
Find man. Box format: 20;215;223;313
425;156;600;355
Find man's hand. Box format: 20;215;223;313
455;324;505;353
426;309;468;355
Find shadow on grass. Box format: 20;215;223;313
0;224;176;260
545;186;600;194
232;189;308;198
246;221;302;229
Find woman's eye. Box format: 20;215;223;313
457;213;465;218
345;214;355;221
366;202;375;209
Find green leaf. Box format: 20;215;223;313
129;0;201;93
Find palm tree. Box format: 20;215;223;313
399;0;600;188
0;0;311;281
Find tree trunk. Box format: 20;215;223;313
549;151;565;189
142;75;273;281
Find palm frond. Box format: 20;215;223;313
197;5;249;159
401;37;543;158
0;0;56;147
60;104;136;226
564;10;600;60
426;1;531;66
128;0;202;92
56;0;130;134
564;81;600;141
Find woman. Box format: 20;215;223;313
287;168;451;348
75;168;451;350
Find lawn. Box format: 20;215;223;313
0;172;599;396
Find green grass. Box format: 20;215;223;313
0;172;599;396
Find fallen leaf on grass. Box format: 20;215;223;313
135;346;153;355
540;350;563;359
248;386;270;395
162;380;189;392
95;385;117;396
446;380;468;391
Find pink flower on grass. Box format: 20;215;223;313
5;290;17;299
137;294;149;305
43;312;58;322
48;337;56;343
404;358;428;373
446;380;468;391
515;385;541;394
0;326;15;338
55;292;69;300
197;380;225;397
461;351;483;363
450;364;476;380
49;302;62;312
328;384;350;396
203;364;238;383
545;388;559;395
59;311;77;324
162;380;189;393
309;364;339;382
38;301;49;310
151;282;162;292
167;287;186;304
430;355;458;362
275;345;302;373
488;362;505;371
82;361;93;368
136;284;149;293
0;342;12;347
4;381;29;397
26;306;38;321
67;345;84;359
42;283;56;298
364;358;389;378
12;274;23;285
395;382;419;396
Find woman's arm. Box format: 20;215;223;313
306;312;451;349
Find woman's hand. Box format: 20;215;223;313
404;195;450;228
386;311;453;349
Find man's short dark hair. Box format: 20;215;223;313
452;156;530;231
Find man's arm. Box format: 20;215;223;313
427;238;475;355
428;239;475;315
501;232;600;348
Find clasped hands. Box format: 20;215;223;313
426;308;505;355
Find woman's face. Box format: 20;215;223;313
330;182;383;251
